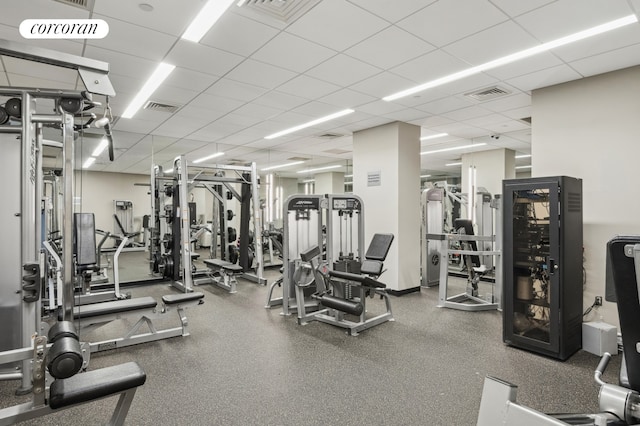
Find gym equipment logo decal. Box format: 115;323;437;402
20;19;109;39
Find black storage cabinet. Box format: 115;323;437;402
502;176;583;360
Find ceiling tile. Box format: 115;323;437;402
478;92;531;113
381;108;428;122
441;105;494;122
397;0;508;48
253;91;309;111
505;64;583;92
482;119;531;133
93;0;203;36
569;44;640;77
345;26;435;70
430;122;487;139
438;73;499;96
347;0;435;23
409;115;455;129
252;32;337;73
465;113;511;128
306;54;382;87
0;23;84;55
205;78;268;102
164;68;219;93
153;115;210;139
0;73;7;85
552;24;640;63
166;40;244;77
415;95;476;115
231;103;282;120
225;59;297;90
83;46;157;81
488;0;555;18
483;52;563;81
0;0;89;25
187;93;245;117
351;71;416;98
285;0;390;51
356;100;406;116
6;73;76;90
151;85;199;105
88;14;176;61
277;75;341;99
3;57;78;85
318;89;378;109
502;106;532;120
515;0;635;42
390;49;470;84
444;21;540;65
201;10;280;56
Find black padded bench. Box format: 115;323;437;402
49;361;146;409
203;259;244;293
162;291;205;305
73;296;157;319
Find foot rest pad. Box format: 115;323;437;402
49;362;146;409
162;292;205;305
73;297;158;319
203;259;244;273
329;270;387;288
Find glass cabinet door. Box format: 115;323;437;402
507;183;560;353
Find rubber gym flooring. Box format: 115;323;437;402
0;262;621;425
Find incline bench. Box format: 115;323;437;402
203;259;243;293
73;292;204;354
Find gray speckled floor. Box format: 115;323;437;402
0;270;621;425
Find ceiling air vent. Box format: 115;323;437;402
143;101;181;114
520;117;532;124
226;159;248;166
53;0;94;11
237;0;321;24
465;86;511;102
323;149;351;155
287;156;310;161
315;132;343;139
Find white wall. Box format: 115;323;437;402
532;65;640;327
461;148;515;197
314;172;344;194
75;171;150;243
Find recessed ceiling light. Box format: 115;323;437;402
265;109;355;140
420;133;448;141
261;161;305;171
138;3;154;12
421;143;487;155
296;165;341;174
383;14;638;101
193;152;224;164
122;62;175;119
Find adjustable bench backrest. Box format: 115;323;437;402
607;236;640;391
453;218;481;268
360;233;394;277
74;213;97;270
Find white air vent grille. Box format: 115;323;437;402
315;133;343;139
143;101;181;114
323;148;351;155
287;156;310;161
237;0;321;24
465;86;511;101
226;159;248;166
53;0;94;11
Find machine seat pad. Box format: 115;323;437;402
162;292;205;305
73;297;157;319
190;253;200;260
360;260;383;277
203;259;243;273
329;270;386;288
49;362;146;410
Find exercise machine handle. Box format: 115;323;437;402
594;352;612;386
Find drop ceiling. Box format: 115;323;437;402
1;0;639;179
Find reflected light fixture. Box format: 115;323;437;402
193;152;224;164
261;161;305;171
420;133;448;141
383;14;638;101
421;143;486;155
296;165;341;174
446;162;462;166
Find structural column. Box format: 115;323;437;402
314;172;344;194
353;121;420;293
461;148;515;198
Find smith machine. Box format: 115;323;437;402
0;39;146;424
150;155;266;292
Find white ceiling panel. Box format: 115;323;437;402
505;64;583;92
441;105;494;122
276;75;341;100
253;91;309;111
6;73;76;90
515;0;635;42
350;71;416;98
569;45;640;77
200;9;279;57
430;122;487;139
153;115;210;139
205;78;268;103
166;40;244;77
356;100;406;116
318;89;378;109
225;59;297;90
381;108;429;122
409;115;455;129
0;23;84;55
390;49;471;84
164;68;219;93
483;120;531;134
252;32;336;73
552;24;640;63
483;52;563;81
151;85;199;106
488;0;555;18
0;0;89;25
501;106;532;120
3;57;77;85
478;92;531;113
93;0;202;36
397;0;508;48
0;73;8;85
345;26;435;70
306;54;382;87
415;96;476;115
465;113;512;129
187;93;245;117
285;0;389;51
443;21;540;65
111;117;161;135
347;0;434;23
88;14;176;61
439;73;500;96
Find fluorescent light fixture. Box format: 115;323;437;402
420;133;448;141
446;162;462;167
193;152;224;164
516;165;532;169
421;142;487;155
302;179;315;183
122;62;175;119
92;138;108;157
344;174;353;178
261;161;305;171
296;165;341;174
82;157;96;169
515;154;532;159
420;174;432;178
383;14;638;101
182;0;236;43
265;109;355;139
